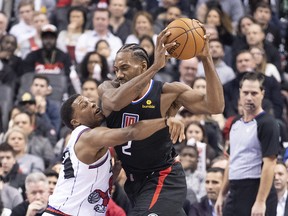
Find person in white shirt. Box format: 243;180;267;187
274;161;288;216
75;8;122;64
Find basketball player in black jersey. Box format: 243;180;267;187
98;28;224;215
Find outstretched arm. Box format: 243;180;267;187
98;29;176;116
174;34;224;114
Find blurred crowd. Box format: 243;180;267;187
0;0;287;215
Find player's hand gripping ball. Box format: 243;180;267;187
165;18;205;60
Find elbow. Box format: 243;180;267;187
209;102;225;114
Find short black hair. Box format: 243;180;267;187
207;167;224;175
44;168;59;179
32;74;50;86
67;6;87;33
0;142;16;157
60;94;80;130
239;72;265;91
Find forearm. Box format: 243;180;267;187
255;157;277;203
201;55;224;113
220;161;230;197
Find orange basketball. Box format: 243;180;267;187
165;18;205;60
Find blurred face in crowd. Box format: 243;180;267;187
206;9;221;26
33;13;49;33
239;79;264;114
47;175;58;195
13;113;34;135
253;6;271;26
0;151;16;175
179;58;199;85
30;78;50;97
209;40;224;60
140;38;154;56
162;0;179;8
185;123;204;142
204;25;219;40
239;17;254;35
192;78;206;95
69;10;85;28
250;47;265;66
93;10;109;34
19;4;34;24
246;24;265;46
26;180;49;210
166;6;181;23
180;146;198;172
0;35;17;54
0;13;8;35
96;41;111;59
81;80;99;103
236;52;256;73
108;0;127;18
6;131;27;154
205;171;223;203
274;163;288;192
42;34;57;51
135;15;152;37
87;53;102;75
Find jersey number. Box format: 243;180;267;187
122;141;132;155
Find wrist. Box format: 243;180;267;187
164;116;169;126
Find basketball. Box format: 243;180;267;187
165;18;205;60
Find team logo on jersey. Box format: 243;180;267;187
62;150;75;179
122;113;139;128
142;100;155;109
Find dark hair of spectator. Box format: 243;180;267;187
80;51;109;83
67;6;87;33
237;15;256;35
81;78;98;88
191;76;206;89
252;1;272;14
60;94;80;130
180;145;199;158
184;120;208;144
44;168;59;179
95;39;109;51
18;0;34;11
0;34;17;50
0;142;16;157
207;167;225;175
139;35;155;66
32;74;50;86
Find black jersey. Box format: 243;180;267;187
106;80;176;175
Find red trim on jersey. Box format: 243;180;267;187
45;206;71;215
149;166;172;209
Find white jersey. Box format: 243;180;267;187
47;125;113;215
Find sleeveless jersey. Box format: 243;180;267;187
47;125;113;215
106;80;175;175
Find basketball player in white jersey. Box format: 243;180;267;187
43;94;185;215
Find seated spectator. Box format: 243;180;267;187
75;8;122;64
79;51;111;85
0;142;26;198
125;11;157;45
177;57;199;87
0;193;12;216
57;6;87;65
108;0;132;44
9;0;36;50
23;24;72;78
188;167;224;216
0;12;8;38
81;78;99;103
250;46;282;83
18;11;49;59
43;169;58;195
18;92;58;146
95;39;113;75
11;172;50;216
197;39;235;85
12;112;55;168
4;127;44;175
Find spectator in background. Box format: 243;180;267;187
125;11;157;45
81;78;99;103
250;46;282;83
9;0;36;48
197;39;235;85
108;0;132;44
29;75;61;134
11;172;49;216
0;194;12;216
189;167;224;216
43;169;58;196
95;39;113;74
12;111;54;168
79;51;110;85
0;12;8;38
75;8;122;64
274;161;288;216
5;127;45;175
0;142;26;198
178;57;199;87
57;6;87;65
253;2;281;49
18;11;49;59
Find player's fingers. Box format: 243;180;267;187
179;124;185;143
170;124;179;144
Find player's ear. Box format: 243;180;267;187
141;61;148;72
71;119;80;127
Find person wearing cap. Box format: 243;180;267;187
22;23;72;78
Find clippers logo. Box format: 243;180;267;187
122;113;139;128
167;41;180;57
142;100;155;109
